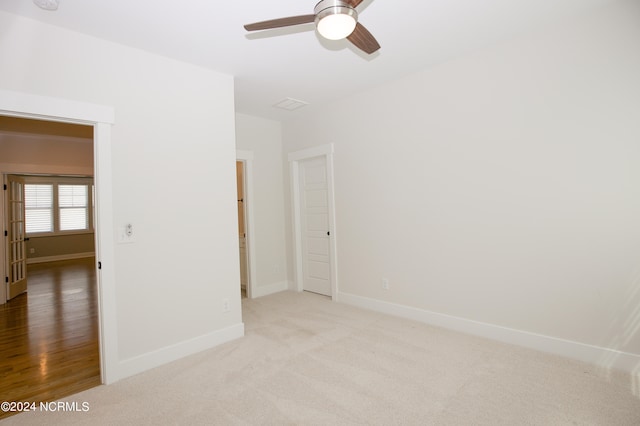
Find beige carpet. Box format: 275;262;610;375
4;291;640;425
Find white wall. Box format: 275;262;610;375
235;114;289;296
282;1;640;370
0;11;242;380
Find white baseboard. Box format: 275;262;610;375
336;291;640;374
251;281;289;298
27;252;95;264
117;322;244;381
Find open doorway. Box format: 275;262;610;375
236;150;257;299
0;89;117;386
236;161;248;298
0;116;100;417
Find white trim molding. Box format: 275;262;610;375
117;323;244;381
0;89;114;124
27;252;95;265
288;144;334;162
336;291;640;374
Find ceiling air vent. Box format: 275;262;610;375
273;98;308;111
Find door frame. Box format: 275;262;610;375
236;150;257;299
4;175;27;300
288;143;338;298
0;89;118;384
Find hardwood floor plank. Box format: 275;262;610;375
0;258;100;420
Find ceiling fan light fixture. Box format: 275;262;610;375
314;0;357;41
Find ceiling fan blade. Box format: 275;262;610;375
345;0;365;7
347;22;380;54
244;15;316;31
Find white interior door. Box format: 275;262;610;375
5;174;27;300
299;157;331;296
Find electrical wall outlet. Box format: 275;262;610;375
381;278;390;290
223;298;230;313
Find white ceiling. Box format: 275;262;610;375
0;0;618;121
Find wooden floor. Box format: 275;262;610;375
0;258;100;419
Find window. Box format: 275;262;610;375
24;177;94;235
25;184;54;233
59;185;88;231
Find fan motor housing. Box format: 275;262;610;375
314;0;358;25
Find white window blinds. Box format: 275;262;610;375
25;184;54;233
23;178;93;235
59;184;88;231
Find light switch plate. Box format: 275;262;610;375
117;226;135;244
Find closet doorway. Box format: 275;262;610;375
236;161;248;298
235;151;256;299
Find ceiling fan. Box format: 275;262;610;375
244;0;381;54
